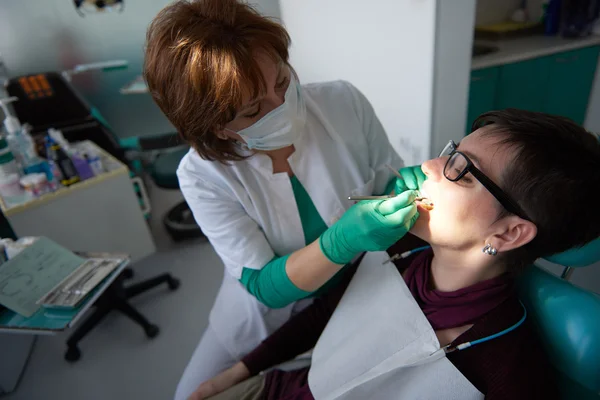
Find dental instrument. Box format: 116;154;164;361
385;163;403;180
385;163;431;203
348;195;394;201
382;246;431;265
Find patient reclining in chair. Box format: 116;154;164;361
191;110;600;400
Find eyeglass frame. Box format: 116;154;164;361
439;140;530;221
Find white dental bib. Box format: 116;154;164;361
308;251;483;400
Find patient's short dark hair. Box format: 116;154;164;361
472;109;600;270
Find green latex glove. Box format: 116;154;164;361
395;165;427;194
319;190;419;265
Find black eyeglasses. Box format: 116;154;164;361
439;140;529;220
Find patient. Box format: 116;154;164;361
190;109;600;399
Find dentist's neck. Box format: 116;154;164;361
429;245;508;292
262;145;295;175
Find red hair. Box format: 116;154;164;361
144;0;290;161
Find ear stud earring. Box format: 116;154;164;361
482;243;498;256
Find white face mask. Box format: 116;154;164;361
226;73;306;151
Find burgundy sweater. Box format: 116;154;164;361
241;236;558;400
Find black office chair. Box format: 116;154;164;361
64;138;194;361
64;264;180;362
0;207;179;362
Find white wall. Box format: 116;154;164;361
279;0;437;165
430;0;476;155
251;0;280;20
537;259;600;295
0;0;280;77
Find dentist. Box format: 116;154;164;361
143;0;425;398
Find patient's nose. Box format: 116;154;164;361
421;158;444;180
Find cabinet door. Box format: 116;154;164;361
466;67;499;134
543;46;600;124
496;56;551;113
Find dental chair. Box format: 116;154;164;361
518;238;600;399
277;240;600;398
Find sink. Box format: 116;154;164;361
472;43;498;57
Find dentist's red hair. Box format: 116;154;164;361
144;0;290;161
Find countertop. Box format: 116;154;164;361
472;34;600;70
67;68;176;142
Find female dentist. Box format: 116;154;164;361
144;0;426;398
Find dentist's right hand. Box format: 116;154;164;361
319;190;419;265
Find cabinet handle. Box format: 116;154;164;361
556;55;579;63
471;76;484;82
131;176;152;216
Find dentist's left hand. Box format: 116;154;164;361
394;165;427;194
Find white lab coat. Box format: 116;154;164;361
177;80;404;359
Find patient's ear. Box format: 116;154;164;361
490;217;537;253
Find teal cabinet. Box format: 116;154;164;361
466;45;600;131
543;46;600;124
496;56;551;113
466;67;499;134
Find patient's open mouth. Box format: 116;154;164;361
416;198;434;211
415;189;434;210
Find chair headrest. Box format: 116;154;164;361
518;266;600;394
543;237;600;268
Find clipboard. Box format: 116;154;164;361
0;238;85;317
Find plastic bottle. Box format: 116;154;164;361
45;135;80;187
544;0;561;36
20;173;49;197
0;97;40;171
0;136;20;179
47;128;74;155
48;128;94;180
40;160;60;192
10;123;39;168
84;148;104;176
0;173;25;206
0;97;20;138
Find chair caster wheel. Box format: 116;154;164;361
123;269;134;279
145;324;160;338
168;277;180;290
65;346;81;362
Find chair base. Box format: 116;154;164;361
64;268;180;362
163;201;205;242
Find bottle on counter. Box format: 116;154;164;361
0;137;20;179
0;172;24;206
6;124;39;171
1;97;40;172
84;148;104;176
45;135;80;187
0;98;23;179
48;128;94;180
20;173;50;198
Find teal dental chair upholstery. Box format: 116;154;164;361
518;238;600;399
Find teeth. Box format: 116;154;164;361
421;201;434;210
